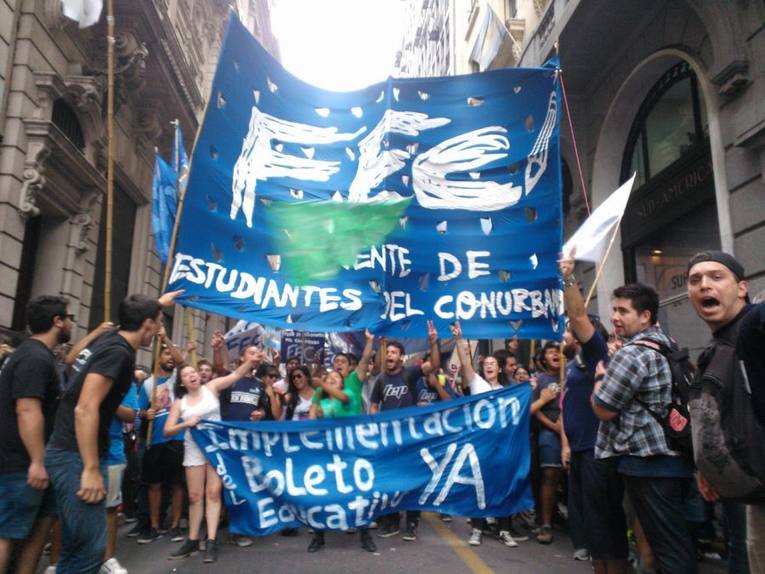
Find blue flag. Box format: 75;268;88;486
192;384;533;536
168;15;564;340
151;153;179;265
173;121;189;189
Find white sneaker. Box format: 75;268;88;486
232;535;253;547
44;567;56;574
101;557;128;574
498;530;518;548
468;528;482;546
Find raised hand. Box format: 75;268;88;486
158;289;184;307
427;320;438;344
559;249;575;279
211;330;224;350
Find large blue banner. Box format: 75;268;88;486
169;16;563;339
192;384;532;536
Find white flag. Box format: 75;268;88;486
562;173;636;263
61;0;103;28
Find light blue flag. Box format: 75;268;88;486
151;153;179;264
173;121;189;189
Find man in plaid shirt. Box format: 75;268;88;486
591;283;697;574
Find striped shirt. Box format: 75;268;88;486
594;326;676;459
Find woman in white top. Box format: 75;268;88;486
284;365;314;421
164;359;256;562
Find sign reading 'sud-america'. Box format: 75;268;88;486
169;16;564;339
192;384;533;536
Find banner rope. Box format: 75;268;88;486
559;70;591;216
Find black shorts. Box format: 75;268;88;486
141;441;184;485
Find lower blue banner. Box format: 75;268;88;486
192;384;533;535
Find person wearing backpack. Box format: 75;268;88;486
591;283;697;574
687;251;765;573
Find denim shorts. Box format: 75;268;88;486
0;472;58;539
538;429;562;468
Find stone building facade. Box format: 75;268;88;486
517;0;765;355
398;0;765;356
0;0;279;361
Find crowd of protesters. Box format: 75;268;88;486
0;249;763;573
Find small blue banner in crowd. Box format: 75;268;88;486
192;384;533;536
169;15;564;340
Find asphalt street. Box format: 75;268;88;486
90;513;729;574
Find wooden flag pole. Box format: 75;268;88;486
185;307;197;367
584;218;623;309
104;0;115;320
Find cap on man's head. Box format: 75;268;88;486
687;250;746;281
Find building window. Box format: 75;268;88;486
89;186;137;329
620;62;707;187
619;60;717;358
52;98;86;151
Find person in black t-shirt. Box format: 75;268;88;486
0;295;72;573
45;291;181;574
370;336;435;543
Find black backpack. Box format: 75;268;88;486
690;316;765;503
630;339;695;458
